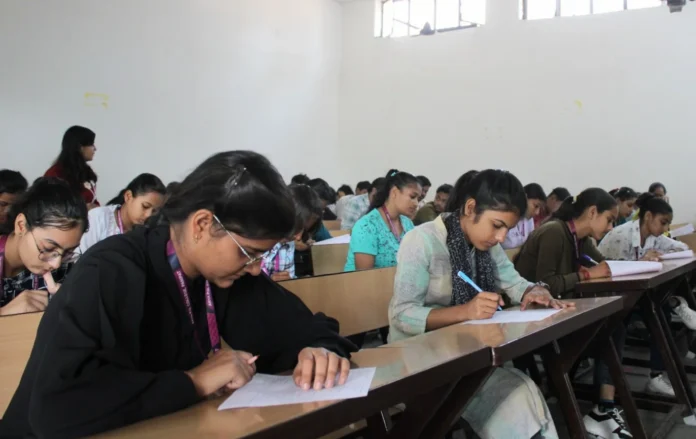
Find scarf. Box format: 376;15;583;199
444;213;497;306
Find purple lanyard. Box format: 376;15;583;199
382;207;401;243
566;220;581;263
0;235;39;290
166;240;221;355
116;208;124;234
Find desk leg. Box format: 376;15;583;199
641;295;696;414
597;293;648;439
375;380;460;439
412;367;492;439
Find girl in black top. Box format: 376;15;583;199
1;151;355;438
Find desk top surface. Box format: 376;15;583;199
384;297;623;365
576;257;696;294
96;340;491;439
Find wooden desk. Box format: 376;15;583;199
311;243;349;276
281;268;395;337
0;312;43;416
97;342;492;439
385;297;632;439
576;258;696;436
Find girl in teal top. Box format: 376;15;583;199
344;170;420;272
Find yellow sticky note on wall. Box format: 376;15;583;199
84;92;109;109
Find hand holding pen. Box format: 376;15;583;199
579;255;611;279
457;271;504;321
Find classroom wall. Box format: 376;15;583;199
0;0;342;200
339;0;696;221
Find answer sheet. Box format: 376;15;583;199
659;250;694;260
462;309;562;325
606;260;663;277
669;224;695;238
218;367;376;410
313;234;351;246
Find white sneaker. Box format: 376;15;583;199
671;297;696;330
583;406;633;438
646;374;675;397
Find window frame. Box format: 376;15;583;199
377;0;482;39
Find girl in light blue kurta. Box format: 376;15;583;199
390;170;572;439
344;170;419;272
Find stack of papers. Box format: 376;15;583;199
670;224;695;238
660;250;694;260
313;234;351;246
218;368;376;410
607;261;662;277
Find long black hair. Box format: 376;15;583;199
449;169;527;218
53;126;98;189
107;173;167;206
635;192;672;222
307;178;336;204
649;182;667;195
288;184;324;240
337;184;354;196
552;188;616;221
549;187;571;201
370;169;419;210
613;187;637;202
0;170;28;194
161;151;295;240
524;183;547;201
446;170;479;212
1;177;89;235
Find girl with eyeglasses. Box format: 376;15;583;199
0;177;87;316
2;151;355;438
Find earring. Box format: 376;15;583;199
194;235;200;244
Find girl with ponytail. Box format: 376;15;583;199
78;173;166;253
343;169;420;271
515;188;641;438
390;169;567;439
611;187;638;227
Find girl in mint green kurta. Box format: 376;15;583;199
343;170;421;272
344;209;414;271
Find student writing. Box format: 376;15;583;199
414;183;452;225
1;151;355;438
0;170;28;228
534;187;570;227
514;189;636;438
610;187;637;227
0;178;87;316
502;183;546;249
262;184;323;281
390;169;570;439
78;173;166;254
344;170;419;272
340;177;385;230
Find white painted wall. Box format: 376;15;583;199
339;0;696;221
0;0;342;201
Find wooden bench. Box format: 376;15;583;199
311;243;349;276
281;267;396;337
323;220;342;231
0;312;43;416
677;232;696;251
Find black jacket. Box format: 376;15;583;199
0;225;355;438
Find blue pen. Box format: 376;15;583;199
457;271;503;311
581;254;599;266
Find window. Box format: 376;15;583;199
520;0;663;20
376;0;486;38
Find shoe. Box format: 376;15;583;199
686;351;696;360
583;406;633;438
646;374;675;397
671;297;696;330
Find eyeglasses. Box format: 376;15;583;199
213;215;268;267
29;230;77;263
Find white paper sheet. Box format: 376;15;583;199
313;234;351;246
659;250;694;260
218;368;376;410
607;260;663;277
462;309;562;325
670;224;695;238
